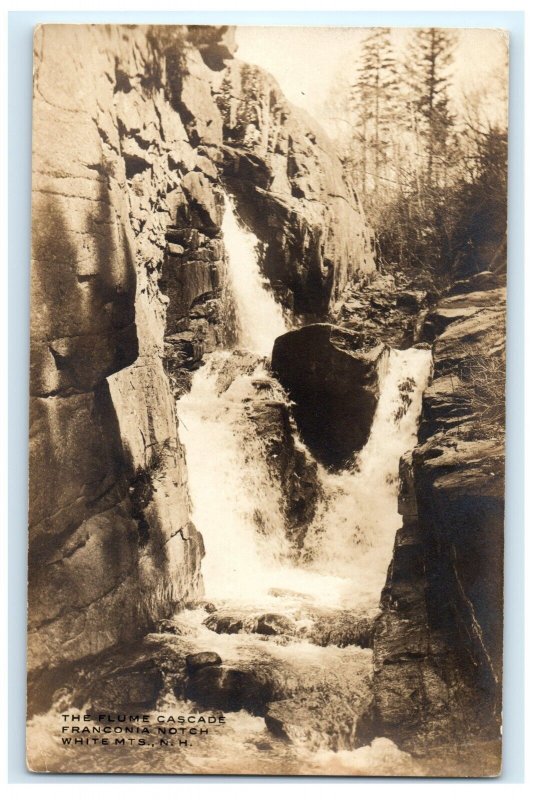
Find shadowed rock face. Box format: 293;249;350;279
272;324;387;470
216;61;375;316
245;394;321;550
29;25;374;689
372;278;505;766
29;24;231;678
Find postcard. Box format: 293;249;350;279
27;23;507;776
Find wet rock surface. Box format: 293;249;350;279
272;323;388;469
265;688;374;751
203;611;296;637
31;608;376;758
185;665;275;715
204;612;247;635
244;384;322;549
178;617;375;728
373;274;505;768
254;614;296;637
186;651;223;674
202;607;376;650
27;635;187;718
157;619;186;635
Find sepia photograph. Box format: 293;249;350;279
27;22;508;776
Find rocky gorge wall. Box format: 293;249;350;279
216;60;375;317
372;272;506;773
29;23;375;701
30;24;214;691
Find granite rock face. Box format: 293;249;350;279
372;278;505;768
29;25;233;680
216;61;375;316
30;24;374;691
243;378;321;549
272;324;388;470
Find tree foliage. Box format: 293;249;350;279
349;28;399;194
341;28;507;289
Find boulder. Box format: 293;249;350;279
186;651;223;675
253;614;295;637
203;612;247;634
185;666;273;715
182;647;361;717
449;270;501;294
86;663;164;717
420;285;505;345
203;611;295;638
396;290;427;312
272;324;388;470
157;619;192;635
27;635;187;718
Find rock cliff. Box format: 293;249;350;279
30;24;223;684
29;23;374;697
372;274;505;773
216;61;375;317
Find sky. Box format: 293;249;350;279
234;27;508;133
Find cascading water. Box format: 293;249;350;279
178;343;431;610
302;347;433;611
171;195;432;772
178;197;432;614
176;353;292;602
29;196;432;776
221;195;287;355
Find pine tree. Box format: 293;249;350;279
341;26;505;287
349;28;399;195
406;28;457;184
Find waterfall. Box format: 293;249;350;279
302;347;432;611
176;190;432;611
32;193;431;775
177;353;291;601
221;195;288;355
178;345;431;609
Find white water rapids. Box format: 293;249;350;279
178;197;432;613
